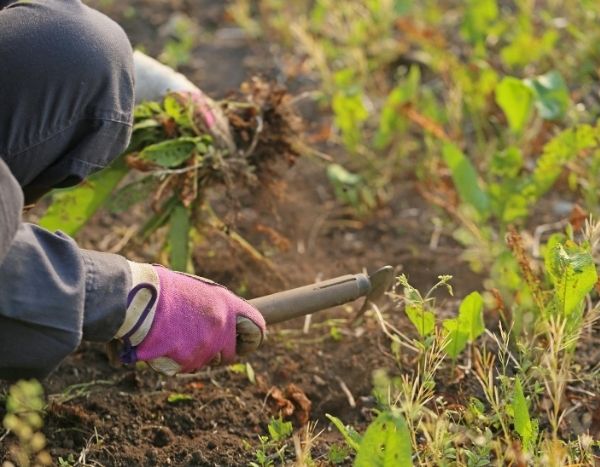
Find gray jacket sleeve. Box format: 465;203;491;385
0;159;22;264
0;165;131;379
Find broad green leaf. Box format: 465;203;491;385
326;414;362;452
457;291;485;341
495;77;534;133
513;378;537;451
544;240;597;317
442;318;469;359
139;137;200;167
106;176;159;213
405;304;435;337
168;203;190;272
524;70;570;121
268;416;293;442
39;158;129;236
442;143;490;218
354;411;412;467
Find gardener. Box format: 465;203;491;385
0;0;266;380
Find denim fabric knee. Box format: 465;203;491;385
0;0;134;204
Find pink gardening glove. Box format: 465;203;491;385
114;263;265;375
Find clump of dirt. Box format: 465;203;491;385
224;77;304;174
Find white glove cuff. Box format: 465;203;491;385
114;262;160;346
133;50;199;103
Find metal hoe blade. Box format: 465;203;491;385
356;265;395;317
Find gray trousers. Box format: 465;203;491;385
0;0;134;379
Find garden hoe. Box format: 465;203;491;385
247;265;395;326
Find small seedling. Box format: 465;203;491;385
249;416;293;467
166;393;194;404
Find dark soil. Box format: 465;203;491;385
1;1;486;465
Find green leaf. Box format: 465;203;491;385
134;100;162;118
139;137;199;167
132;118;161;132
457;291;485;341
354;411;412;467
442;318;469;359
163;94;192;127
442;143;490;218
106;176;159;213
326;414;362;452
168;203;190;272
524;70;570;121
167;393;194;404
405;304;435;337
39;158;129;236
495;77;534;133
512;378;537;451
326;164;376;213
267;416;293;442
545;240;597;317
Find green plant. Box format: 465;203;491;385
39;81;301;273
249;416;293;467
324;219;600;465
327;411;412;466
395;274;485;359
2;380;51;467
327;443;350;464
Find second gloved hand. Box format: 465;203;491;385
114;263;266;375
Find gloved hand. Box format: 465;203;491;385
113;262;266;375
133;51;235;153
